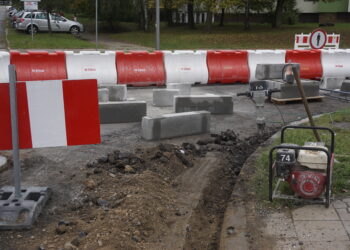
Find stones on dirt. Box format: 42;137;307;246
175;150;193;168
226;226;235;235
85;179;97;190
158;143;174;152
124;165;135;173
55;221;68;235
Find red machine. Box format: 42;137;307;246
269;126;335;207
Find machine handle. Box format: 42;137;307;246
280;126;335;154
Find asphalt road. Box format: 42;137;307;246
0;6;7;49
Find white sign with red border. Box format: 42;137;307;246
310;29;327;49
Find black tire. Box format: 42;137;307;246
70;26;80;35
26;25;38;35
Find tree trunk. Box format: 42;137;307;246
244;0;250;30
219;8;225;26
207;11;212;31
142;0;148;31
272;0;285;28
188;1;195;29
46;11;52;34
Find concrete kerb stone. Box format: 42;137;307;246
98;88;109;103
340;80;350;95
175;94;234;114
0;156;7;171
321;78;345;89
99;101;146;124
167;83;192;95
141;111;210;140
153;89;180;107
106;85;127;101
272;80;320;99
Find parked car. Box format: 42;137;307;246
8;7;18;17
16;12;84;35
11;10;24;27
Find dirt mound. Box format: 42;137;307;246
0;129;275;250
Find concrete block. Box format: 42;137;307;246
266;80;283;90
255;63;299;82
98;88;109;103
153;89;180;107
142;111;210;140
272;81;320;99
175;95;233;114
340;80;350;93
0;156;7;169
107;85;127;101
321;77;345;89
167;83;192;95
99;101;146;124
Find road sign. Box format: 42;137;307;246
310;29;327;49
24;1;38;10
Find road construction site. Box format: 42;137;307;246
0;83;349;249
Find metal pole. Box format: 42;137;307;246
156;0;160;50
95;0;98;50
8;65;21;199
31;10;33;41
292;66;321;142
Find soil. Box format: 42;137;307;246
0;129;275;250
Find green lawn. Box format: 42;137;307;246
105;22;350;50
7;25;96;50
254;108;350;207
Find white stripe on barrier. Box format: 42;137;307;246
248;50;286;81
163;50;208;84
65;51;117;86
321;49;350;78
26;80;67;148
0;51;10;83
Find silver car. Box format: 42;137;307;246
16;11;84;35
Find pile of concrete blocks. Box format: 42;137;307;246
167;83;192;95
153;83;192;107
320;78;345;89
271;80;320;99
174;94;234;114
153;89;180;107
142;111;210;140
98;85;146;124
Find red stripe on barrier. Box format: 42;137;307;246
207;50;249;84
10;51;67;82
0;84;12;150
62;79;101;146
286;50;323;79
16;82;33;149
303;37;308;43
328;37;332;43
0;83;32;150
336;37;339;43
296;36;299;43
116;51;165;86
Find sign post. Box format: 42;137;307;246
21;0;40;41
8;65;21;199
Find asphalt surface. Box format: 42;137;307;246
0;6;6;49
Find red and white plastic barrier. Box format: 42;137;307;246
0;51;10;83
10;51;67;82
248;50;286;81
65;51;117;86
0;79;100;150
321;49;350;78
164;50;208;84
207;50;249;84
116;51;165;86
1;49;350;85
286;50;323;79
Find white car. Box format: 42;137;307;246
16;12;84;35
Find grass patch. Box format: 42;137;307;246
105;22;350;50
254;108;350;207
7;24;97;49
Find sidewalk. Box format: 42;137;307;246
220;141;350;250
80;32;152;51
